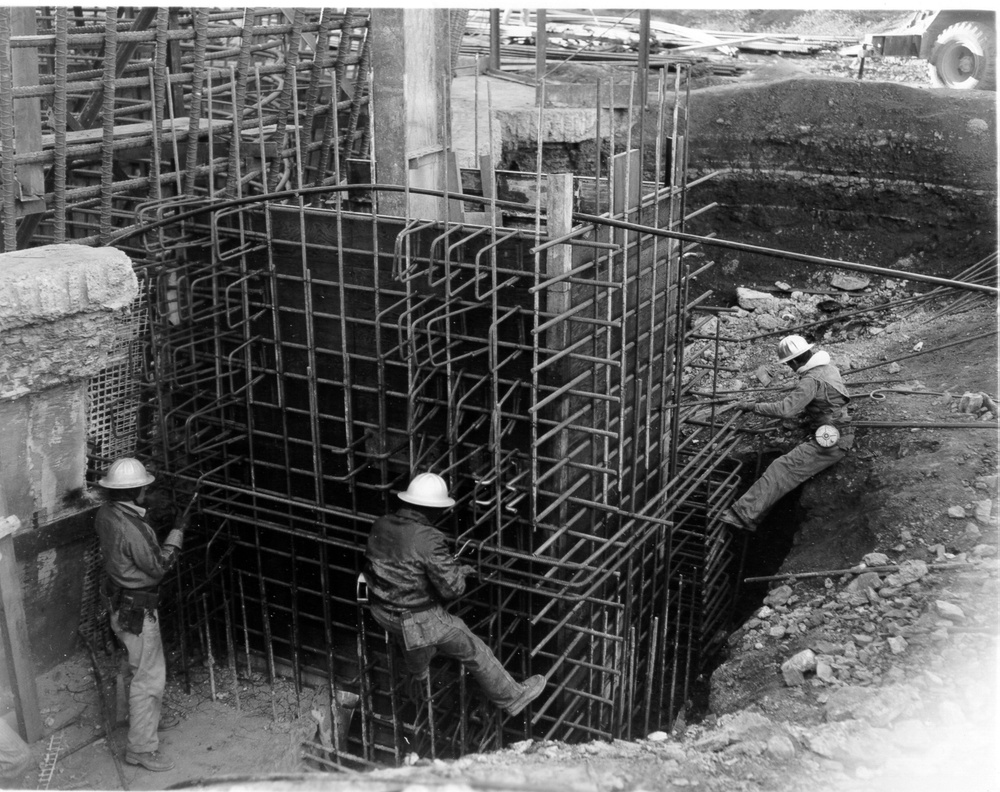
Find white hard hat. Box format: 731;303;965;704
99;458;155;489
397;472;455;508
776;335;814;364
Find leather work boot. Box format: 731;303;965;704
125;749;175;772
505;674;546;716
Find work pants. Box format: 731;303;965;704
110;609;166;755
371;604;524;710
732;433;852;528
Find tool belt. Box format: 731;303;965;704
102;578;159;636
368;591;437;617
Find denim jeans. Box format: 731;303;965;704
110;609;166;754
370;604;523;709
733;434;852;527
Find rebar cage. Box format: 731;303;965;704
134;167;746;762
0;7;745;766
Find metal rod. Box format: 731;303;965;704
745;560;974;584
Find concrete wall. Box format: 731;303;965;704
0;244;137;677
370;8;453;219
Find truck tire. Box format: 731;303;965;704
927;21;996;90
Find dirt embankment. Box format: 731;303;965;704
681;71;996;299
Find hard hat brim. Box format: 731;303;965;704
778;342;814;363
397;491;456;508
98;471;155;488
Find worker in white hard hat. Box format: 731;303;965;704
94;458;189;772
720;335;853;531
363;472;546;716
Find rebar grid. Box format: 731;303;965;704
0;7;372;250
5;9;744;765
133;70;745;764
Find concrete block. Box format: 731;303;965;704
0;245;137;399
0;244;136;331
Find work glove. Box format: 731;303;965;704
164;528;184;550
458;564;477;579
735;401;756;413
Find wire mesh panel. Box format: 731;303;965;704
0;7;372;250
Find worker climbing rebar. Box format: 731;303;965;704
720;335;854;531
362;472;546;716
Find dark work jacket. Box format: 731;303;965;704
755;354;851;431
95;501;178;589
363;507;466;611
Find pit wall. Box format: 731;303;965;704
502;77;996;299
0;245;137;696
682;78;996;296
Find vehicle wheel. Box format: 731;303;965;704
927;21;996;90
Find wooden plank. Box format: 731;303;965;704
0;512;43;743
534;9;546;108
542;173;575;537
11;8;45;214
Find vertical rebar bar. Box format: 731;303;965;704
223;594;241;711
203;595;217;702
98;7;119;244
52;8;69;242
0;8;19;250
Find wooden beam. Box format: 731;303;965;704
534;9;546;107
638;11;650;108
489;9;501;71
0;513;42;743
10;8;44;214
543;173;575;538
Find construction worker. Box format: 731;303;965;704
95;458;187;772
720;335;853;531
363;472;546;715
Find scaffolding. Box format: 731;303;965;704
1;8;745;765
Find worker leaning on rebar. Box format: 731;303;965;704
94;458;188;773
720;335;853;531
362;473;545;716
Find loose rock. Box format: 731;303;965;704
934;601;965;621
831;274;870;291
764;585;794;606
862;552;890;567
737;287;779;312
781;649;817;686
885;559;928;587
765;733;797;761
